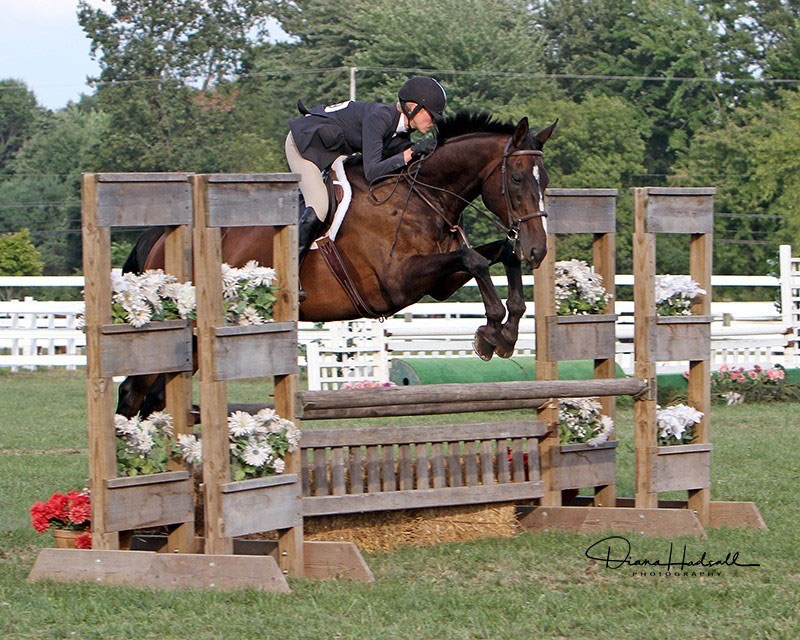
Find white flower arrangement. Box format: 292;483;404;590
554;259;612;315
101;260;279;328
558;397;615;446
656;403;703;445
174;408;301;481
655;275;706;316
111;269;196;327
221;260;279;325
114;411;174;476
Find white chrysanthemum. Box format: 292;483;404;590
655;275;706;304
130;424;154;454
146;411;173;436
220;263;241;299
237;306;265;326
657;404;703;441
177;433;202;464
240;260;278;287
111;270;129;294
242;441;272;467
273;458;286;474
114;414;138;437
162;282;196;317
228;410;258;437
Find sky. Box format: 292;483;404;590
1;0;107;110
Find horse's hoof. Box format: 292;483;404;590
473;327;496;361
495;343;514;359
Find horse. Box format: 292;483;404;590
116;110;556;417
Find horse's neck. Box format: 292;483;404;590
417;136;503;217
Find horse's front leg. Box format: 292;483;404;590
494;240;526;358
404;246;506;361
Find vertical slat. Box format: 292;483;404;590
301;448;311;496
82;173;119;551
464;441;478;486
511;438;525;482
330;447;346;496
448;442;463;487
193;176;233;556
349;446;364;493
399;444;413;491
313;448;329;496
632;187;658;510
526;437;540;483
382;445;396;491
496;438;510;483
479;440;495;485
431;443;446;489
415;443;430;489
534;232;560;504
366;446;381;492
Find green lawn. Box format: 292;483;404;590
1;370;798;639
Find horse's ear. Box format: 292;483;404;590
512;117;529;148
535;119;558;146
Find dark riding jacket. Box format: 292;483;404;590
288;100;412;182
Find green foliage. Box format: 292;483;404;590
0;228;43;275
116;431;170;476
0;79;43;172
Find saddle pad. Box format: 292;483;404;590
311;155;352;250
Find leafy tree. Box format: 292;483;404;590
0;79;43;173
0;106;110;273
0;229;44;275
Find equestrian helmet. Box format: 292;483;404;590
398;76;447;122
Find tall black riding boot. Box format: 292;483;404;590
298;206;325;301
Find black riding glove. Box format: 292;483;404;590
410;138;437;160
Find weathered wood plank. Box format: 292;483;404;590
99;325;192;377
553;443;617;491
313;448;329;496
415;444;429;489
366;446;380;492
206;173;301;183
299;421;548;448
105;470;190;489
213;330;298;380
302;482;545;516
448;442;463;487
479;440;495;485
28;549;291;592
650;446;712;493
545;191;617;234
497;438;510;484
399;444;413;491
206;181;298;227
431;443;446;489
382;445;396;492
547;316;617;361
221;477;301;537
645;192;714;234
464;441;478;487
330;448;346;496
299;398;547;419
214;321;295;337
510;439;525;482
650;318;711;362
97;180;192;227
349;447;364;493
220;473;298;493
105;477;194;532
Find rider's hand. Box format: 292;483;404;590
410;138;437;159
403;148;413;163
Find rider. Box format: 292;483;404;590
286;76;447;268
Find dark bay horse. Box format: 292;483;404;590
117;111;556;417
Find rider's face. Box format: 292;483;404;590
406;103;436;133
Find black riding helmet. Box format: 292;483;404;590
398;76;447;123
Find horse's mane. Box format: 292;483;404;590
436;110;518;144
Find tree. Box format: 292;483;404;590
0;229;44;276
0;79;43;173
0;106;110;273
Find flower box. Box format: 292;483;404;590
552;440;617;491
215;473;301;537
212;321;298;380
649;443;713;493
649;315;712;362
546;314;618;361
103;470;194;532
98;320;193;377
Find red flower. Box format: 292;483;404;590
44;493;69;522
68;493;91;525
29;501;51;533
75;533;92;549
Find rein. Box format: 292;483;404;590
368;136;547;255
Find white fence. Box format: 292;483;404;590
2;250;797;385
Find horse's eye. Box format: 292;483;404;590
511;175;522;185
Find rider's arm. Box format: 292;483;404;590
361;110;407;183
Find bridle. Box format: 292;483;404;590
369;135;548;255
484;138;547;246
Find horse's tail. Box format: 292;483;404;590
122;226;165;274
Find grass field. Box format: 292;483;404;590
1;370;798;639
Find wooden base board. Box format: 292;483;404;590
129;535;374;583
517;505;708;538
563;496;767;530
28;549;290;592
